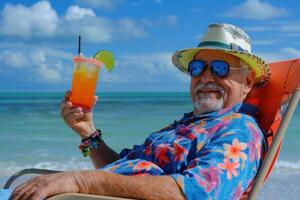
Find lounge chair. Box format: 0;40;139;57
244;58;300;199
3;58;300;200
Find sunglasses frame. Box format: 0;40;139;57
188;59;248;78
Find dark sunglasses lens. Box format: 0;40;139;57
211;61;230;77
188;60;206;77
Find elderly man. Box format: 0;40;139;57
11;23;270;200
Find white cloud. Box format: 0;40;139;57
36;63;62;82
139;15;178;28
0;50;28;69
0;1;146;43
100;52;188;83
0;49;65;83
280;24;300;33
65;5;95;20
76;0;124;10
0;49;189;84
27;50;64;83
41;48;73;60
253;39;279;45
117;18;146;38
132;0;164;6
58;17;115;43
0;1;177;43
256;47;300;62
243;26;274;32
224;0;288;20
1;1;58;38
281;47;300;57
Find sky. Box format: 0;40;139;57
0;0;299;92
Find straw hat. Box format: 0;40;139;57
172;23;271;87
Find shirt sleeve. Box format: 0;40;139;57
170;117;264;200
119;130;162;158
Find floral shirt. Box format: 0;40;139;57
101;103;265;200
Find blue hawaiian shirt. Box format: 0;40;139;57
101;103;265;200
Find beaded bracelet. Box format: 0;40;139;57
79;129;102;157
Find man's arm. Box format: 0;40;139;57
77;170;186;200
10;170;185;200
89;139;120;168
61;91;119;168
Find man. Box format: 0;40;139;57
10;23;270;200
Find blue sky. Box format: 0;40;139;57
0;0;299;92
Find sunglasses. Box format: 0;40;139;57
188;60;246;78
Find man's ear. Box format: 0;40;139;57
244;70;256;94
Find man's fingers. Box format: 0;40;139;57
10;177;40;200
93;95;99;106
18;184;39;200
62;107;82;119
60;100;73;113
64;112;84;124
11;181;30;200
60;90;72;112
64;90;72;100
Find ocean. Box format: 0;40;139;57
0;92;299;199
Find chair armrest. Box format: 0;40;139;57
47;193;134;200
3;168;60;189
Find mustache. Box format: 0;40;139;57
195;83;225;96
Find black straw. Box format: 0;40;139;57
78;35;81;56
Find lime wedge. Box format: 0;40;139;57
93;50;115;72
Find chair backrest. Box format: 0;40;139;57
245;58;300;180
241;58;300;199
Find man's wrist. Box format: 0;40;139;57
74;170;96;194
79;129;102;157
79;124;97;139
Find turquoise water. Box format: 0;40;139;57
0;92;193;176
0;92;299;198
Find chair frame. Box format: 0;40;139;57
248;85;300;199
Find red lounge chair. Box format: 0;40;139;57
243;58;300;199
3;59;300;200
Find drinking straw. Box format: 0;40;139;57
78;35;81;56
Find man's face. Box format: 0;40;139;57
190;49;256;114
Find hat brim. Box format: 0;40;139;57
172;47;271;87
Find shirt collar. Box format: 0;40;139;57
180;103;243;124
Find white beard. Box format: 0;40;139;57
193;83;225;114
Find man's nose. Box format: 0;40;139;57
200;67;216;83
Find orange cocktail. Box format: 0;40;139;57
70;57;102;109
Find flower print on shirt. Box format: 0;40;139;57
223;139;247;162
247;122;263;162
198;166;222;193
223;138;248;169
155;144;171;167
144;144;152;156
133;161;152;172
172;141;188;162
232;183;243;199
218;158;240;180
205;120;232;136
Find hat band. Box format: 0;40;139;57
198;41;248;53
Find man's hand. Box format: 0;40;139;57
9;170;185;200
60;90;98;138
10;171;80;200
